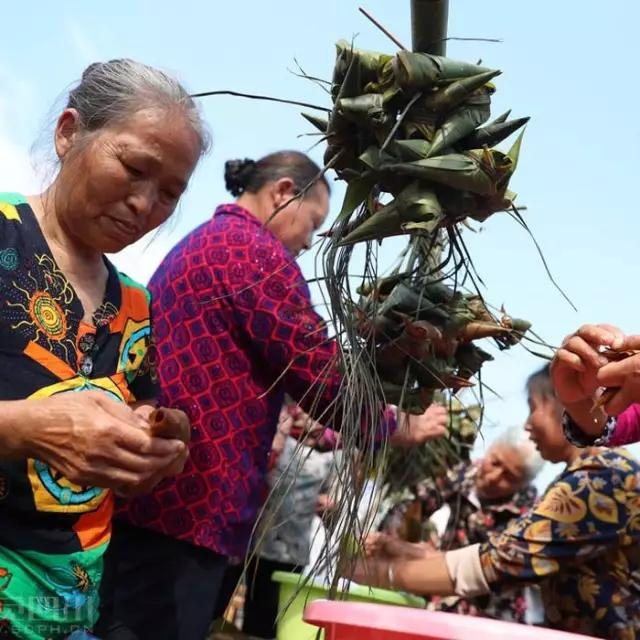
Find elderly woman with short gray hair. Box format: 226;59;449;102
0;58;206;638
377;433;541;623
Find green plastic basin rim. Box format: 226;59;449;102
272;571;426;608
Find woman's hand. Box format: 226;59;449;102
20;391;187;493
316;493;336;515
390;403;449;448
364;533;432;560
551;324;624;406
597;335;640;415
345;556;389;589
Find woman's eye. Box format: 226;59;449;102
123;162;143;178
160;189;180;204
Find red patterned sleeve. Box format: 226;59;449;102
231;233;395;440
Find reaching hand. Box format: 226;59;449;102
551;324;624;406
390;403;449;448
596;335;640;415
364;532;432;560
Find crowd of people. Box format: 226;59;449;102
3;58;640;640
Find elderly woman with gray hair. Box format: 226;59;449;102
376;430;541;623
0;59;206;638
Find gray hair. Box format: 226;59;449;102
66;58;210;155
489;427;544;483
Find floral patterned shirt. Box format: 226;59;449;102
480;448;640;639
382;461;537;622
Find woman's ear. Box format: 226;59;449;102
271;177;296;209
54;108;82;162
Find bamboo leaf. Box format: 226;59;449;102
301;112;329;133
337;177;374;221
425;70;501;114
428;104;491;157
506;129;526;172
380;153;498;196
458;116;530;150
394;51;496;90
339;183;443;245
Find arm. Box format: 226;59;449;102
232;244;395;441
0;393;186;491
232;250;342;419
348;541;488;598
349;550;456;596
232;240;446;446
351;459;628;598
608;404;640;446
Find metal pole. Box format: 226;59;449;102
410;0;449;55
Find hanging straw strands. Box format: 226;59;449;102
307;38;532;420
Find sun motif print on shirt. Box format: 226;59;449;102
2;254;77;365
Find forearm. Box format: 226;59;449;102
0;399;37;458
129;400;157;411
393;553;456;596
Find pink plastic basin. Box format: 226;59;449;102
304;601;599;640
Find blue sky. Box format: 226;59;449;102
2;1;639;489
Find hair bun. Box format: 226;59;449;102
224;158;257;197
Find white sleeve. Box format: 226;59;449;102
444;543;491;598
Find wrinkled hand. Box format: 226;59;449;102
390;403;448;448
118;406;192;497
288;404;337;450
342;556;388;588
597;335;640;415
271;406;294;457
364;533;432;560
363;532;387;557
28;392;187;495
551;324;624;407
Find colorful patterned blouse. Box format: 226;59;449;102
0;193;157;639
382;461;537;622
117;204;393;559
480;448;640;639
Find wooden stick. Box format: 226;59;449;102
358;7;409;51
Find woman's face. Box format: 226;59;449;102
266;181;329;257
475;444;526;500
54;106;201;254
525;392;569;463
